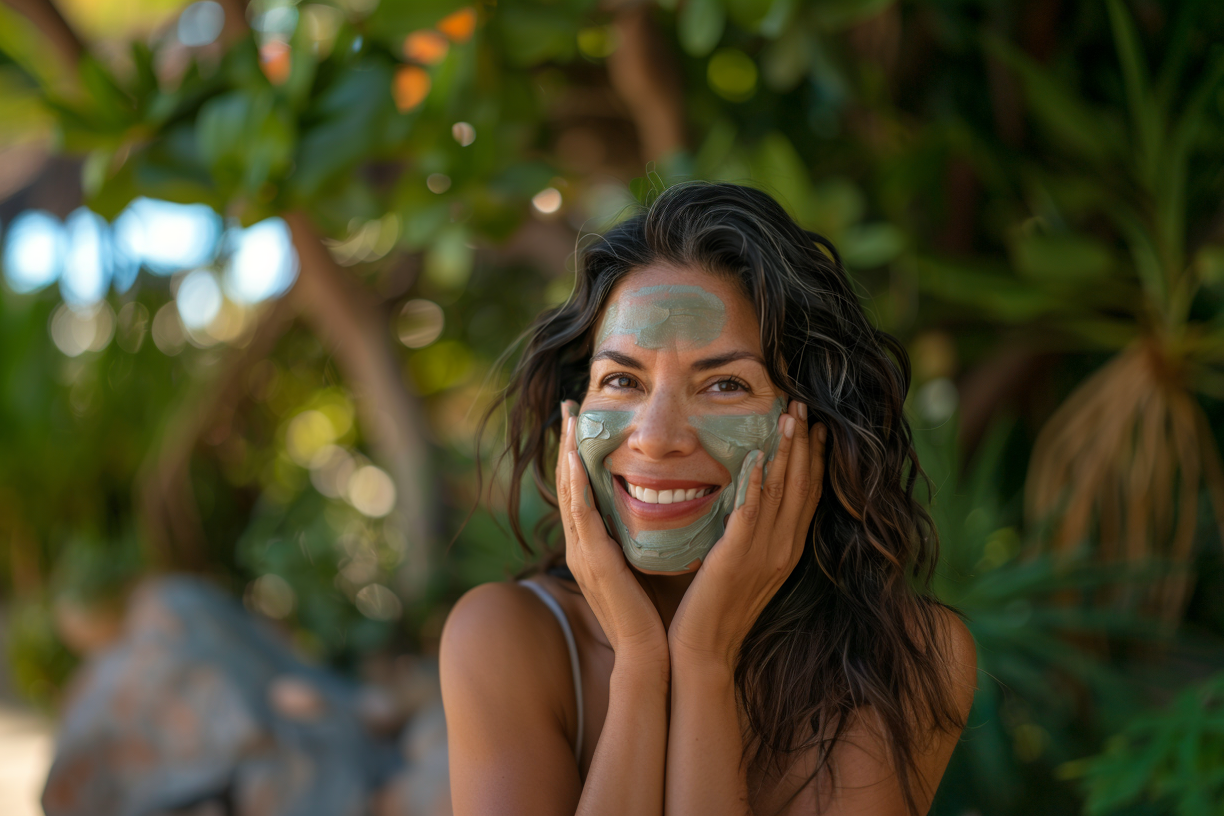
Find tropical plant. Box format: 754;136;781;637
1063;669;1224;816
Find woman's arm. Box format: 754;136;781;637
666;612;977;816
441;582;671;816
664;402;821;815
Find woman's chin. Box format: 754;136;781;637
631;559;702;576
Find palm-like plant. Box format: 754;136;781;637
916;416;1156;815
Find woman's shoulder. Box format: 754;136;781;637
441;580;571;674
440;579;582;712
929;604;977;714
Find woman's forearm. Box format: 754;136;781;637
665;650;752;816
577;657;670;816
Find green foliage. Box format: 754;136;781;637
916;415;1158;814
1065;671;1224;816
3;2;1224;814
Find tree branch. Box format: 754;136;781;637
1;0;84;70
606;2;687;163
285;212;437;602
136;299;295;570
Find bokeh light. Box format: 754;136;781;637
404;30;449;65
151;302;187;355
177;1;225;47
60;208;111;308
309;445;355;499
115;302;149;353
3;210;64;294
436;7;477;43
426;173;451;194
451;122;476;146
286;409;337;467
48;302;115;357
113;198;221;276
577;26;619;59
708;48;758;102
176;269;223;330
393;66;431;112
396;299;444;348
531;187;563;214
355;583;402;621
248;574;296;619
223;218;298;304
347;465;396;518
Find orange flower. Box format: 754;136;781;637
404;30;449;65
436;7;477;43
259;40;292;85
393;65;431;112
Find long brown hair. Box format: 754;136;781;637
478;181;965;813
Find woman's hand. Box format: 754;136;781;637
669;400;827;670
557;401;670;669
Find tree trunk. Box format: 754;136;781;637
285;212;436;602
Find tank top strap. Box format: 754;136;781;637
518;579;584;763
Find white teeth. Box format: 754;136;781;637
626;483;711;504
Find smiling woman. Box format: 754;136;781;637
442;182;977;816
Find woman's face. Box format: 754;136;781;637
578;264;784;574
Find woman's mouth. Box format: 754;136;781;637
614;476;722;522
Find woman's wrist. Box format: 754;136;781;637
611;644;671;684
668;635;739;677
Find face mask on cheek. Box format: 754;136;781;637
576;398;786;573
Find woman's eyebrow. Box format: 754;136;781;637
590;349;645;369
691;350;764;371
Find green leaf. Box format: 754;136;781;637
984;35;1124;166
1010;232;1115;285
1106;0;1163;179
678;0;726;57
810;0;895;31
917;257;1064;322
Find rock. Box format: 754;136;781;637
42;575;402;816
268;676;327;722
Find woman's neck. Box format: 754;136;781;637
634;569;697;631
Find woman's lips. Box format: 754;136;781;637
613;476;722;523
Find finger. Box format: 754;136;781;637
556;401;570;491
757;408;797;531
566;450;612;547
775;402;813;547
721;448;766;547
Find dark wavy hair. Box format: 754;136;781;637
478;181;964;813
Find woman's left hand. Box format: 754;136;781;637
668;400;827;670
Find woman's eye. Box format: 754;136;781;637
606;374;639;390
713;379;746;393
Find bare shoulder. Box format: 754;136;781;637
440;581;583;813
440;581;573;698
929;605;978;717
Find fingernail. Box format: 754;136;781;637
735;450;762;508
560;401;568;420
783;415;796;439
797;402;807;420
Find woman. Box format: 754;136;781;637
440;182;977;815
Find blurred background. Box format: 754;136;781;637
1;0;1223;814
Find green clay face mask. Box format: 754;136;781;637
577;401;785;572
578;282;783;573
596;285;727;350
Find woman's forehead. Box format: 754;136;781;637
595;265;759;353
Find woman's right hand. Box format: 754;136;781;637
557;401;669;669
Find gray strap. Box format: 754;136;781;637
519;580;584;763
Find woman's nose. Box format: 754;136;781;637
627;392;699;460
